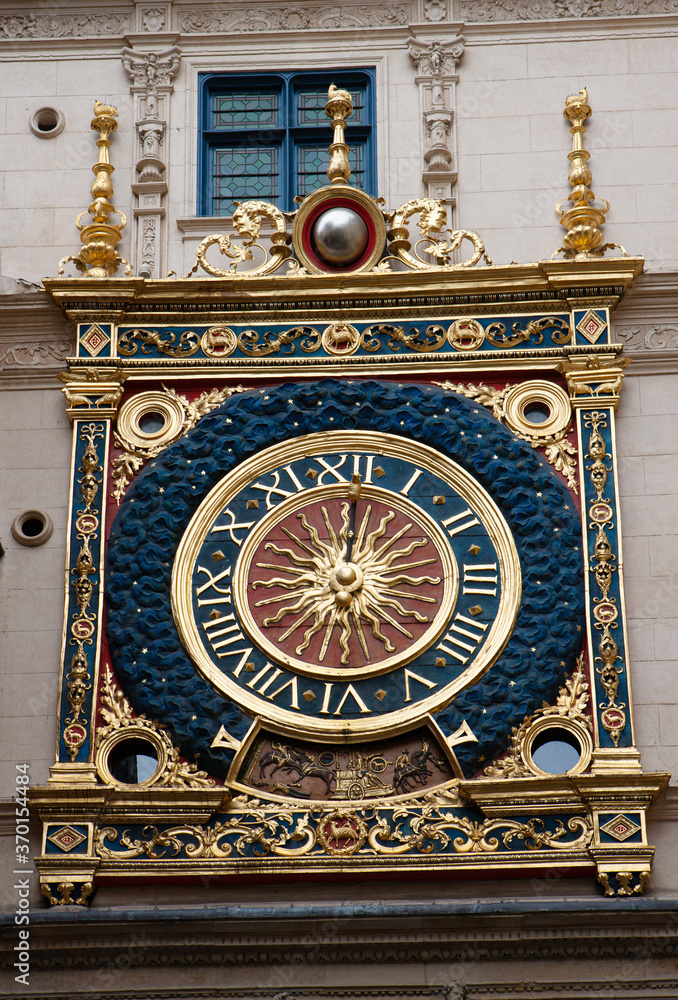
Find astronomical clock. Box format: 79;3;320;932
32;89;667;906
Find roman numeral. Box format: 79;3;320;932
441;508;480;537
195;564;232;606
436;614;489;664
202;614;251;661
352;453;375;483
314;455;349;485
318;682;371;715
209;508;255;545
250;466;304;509
400;468;424;496
243;662;299;709
463;562;498;596
403;668;437;703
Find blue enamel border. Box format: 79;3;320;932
106;380;584;778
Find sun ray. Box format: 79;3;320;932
377;573;441;587
319;608;338;661
250;495;445;666
351;606;370;660
262;544;317;567
352;504;373;556
358;511;395;556
263;593;318;625
380;586;437;603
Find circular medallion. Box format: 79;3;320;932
292;186;386;274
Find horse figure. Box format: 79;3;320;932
258;743;335;796
392;741;446;795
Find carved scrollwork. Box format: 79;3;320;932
184;201;294;279
117;328;201;358
485;316;571;349
95;793;592;861
386;198;491;270
361;323;447;353
483;654;592;779
237;326;321;357
95;665;216;790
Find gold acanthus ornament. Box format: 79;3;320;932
112;384;246;502
483;654;592;779
182;85;489;279
434;380;578;493
58;101;133;278
95;666;215;789
95;793;592;861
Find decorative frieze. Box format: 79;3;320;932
177;3;410;32
460;0;677;18
616;324;678;351
0;12;131;39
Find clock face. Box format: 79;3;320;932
172;431;521;738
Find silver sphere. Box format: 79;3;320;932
311;207;369;266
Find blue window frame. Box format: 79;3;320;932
199;70;376;216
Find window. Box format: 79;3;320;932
199;70;376;216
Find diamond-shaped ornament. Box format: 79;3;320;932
576;309;607;345
599;813;641;842
47;824;87;852
80;323;110;357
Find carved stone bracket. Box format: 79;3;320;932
57;366;128;422
407;33;464;208
122;45;181;277
559;353;630;412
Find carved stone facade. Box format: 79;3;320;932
122;45;181;277
407;35;464;210
1;2;678;999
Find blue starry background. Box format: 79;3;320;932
106;379;584;778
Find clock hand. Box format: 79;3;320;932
345;473;362;563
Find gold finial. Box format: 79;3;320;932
325;83;354;185
58;101;132;277
553;88;625;260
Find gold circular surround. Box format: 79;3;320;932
201;326;237;358
503;381;572;439
95;726;166;789
117;391;185;451
233;484;458;680
292;186;387;275
521;715;593;777
172;431;522;738
447;319;485;351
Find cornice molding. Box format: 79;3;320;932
0;287;74;388
7;902;678;974
6;985;678;1000
613;269;678;373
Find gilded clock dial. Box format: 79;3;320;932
238;488;455;678
172;430;521;738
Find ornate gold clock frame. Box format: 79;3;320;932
31;90;668;906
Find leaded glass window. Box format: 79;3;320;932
200;71;375;216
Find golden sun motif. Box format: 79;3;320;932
251;501;441;665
